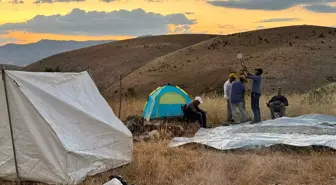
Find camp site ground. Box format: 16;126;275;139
0;69;335;185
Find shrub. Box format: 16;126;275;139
126;87;137;97
44;65;61;72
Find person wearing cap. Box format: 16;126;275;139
186;96;207;128
243;67;263;124
223;73;237;122
229;75;249;123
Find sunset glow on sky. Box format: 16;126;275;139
1;0;336;45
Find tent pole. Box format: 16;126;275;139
1;66;21;185
118;74;122;118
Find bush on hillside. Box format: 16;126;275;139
125;87;137;97
44;65;61;72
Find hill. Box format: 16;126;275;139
0;64;22;70
24;34;217;92
24;26;336;99
0;39;113;66
103;25;336;98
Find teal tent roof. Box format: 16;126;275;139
142;85;191;121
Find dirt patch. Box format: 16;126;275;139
124;115;200;141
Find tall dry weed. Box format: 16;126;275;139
112;91;335;124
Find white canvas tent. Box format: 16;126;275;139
0;68;133;184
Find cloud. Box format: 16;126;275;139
305;4;336;12
0;8;196;37
207;0;335;11
0;35;17;45
218;24;234;29
34;0;84;3
100;0;116;2
185;12;194;15
258;18;300;23
146;0;166;2
256;25;265;29
10;0;24;3
172;25;191;33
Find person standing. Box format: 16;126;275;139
239;74;248;110
229;76;249;123
224;73;237;122
244;67;263;124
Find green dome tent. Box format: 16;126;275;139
142;85;191;121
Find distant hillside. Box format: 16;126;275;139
24;25;336;99
0;64;21;70
0;39;114;66
24;34;217;92
104;25;336;98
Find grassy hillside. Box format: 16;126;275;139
24;25;336;99
24;34;216;92
105;25;336;98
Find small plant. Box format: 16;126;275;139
44;65;61;72
54;66;61;72
126;87;137;97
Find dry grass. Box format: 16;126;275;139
5;142;335;185
112;91;336;124
100;142;336;185
2;90;335;185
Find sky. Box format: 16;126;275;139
0;0;336;45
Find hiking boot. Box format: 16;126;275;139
250;120;261;124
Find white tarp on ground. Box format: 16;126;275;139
169;114;336;150
0;70;133;184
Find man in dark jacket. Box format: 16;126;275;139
186;96;207;128
243;67;263;124
267;88;289;119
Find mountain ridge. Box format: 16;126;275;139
0;39;115;66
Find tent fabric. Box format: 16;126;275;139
142;85;191;121
169;114;336;150
0;70;133;184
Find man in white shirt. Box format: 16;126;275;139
224;73;237;122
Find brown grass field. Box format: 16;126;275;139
2;88;335;185
2;85;336;185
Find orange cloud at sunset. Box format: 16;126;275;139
0;0;336;44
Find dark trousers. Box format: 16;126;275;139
269;104;286;119
242;94;246;110
196;112;207;128
251;92;261;122
226;99;232;121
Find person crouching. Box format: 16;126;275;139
186;96;207;128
